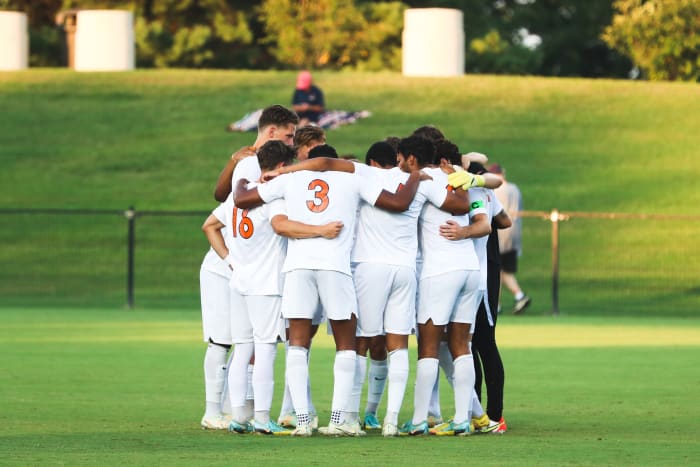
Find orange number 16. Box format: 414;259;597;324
232;207;254;239
306;179;330;213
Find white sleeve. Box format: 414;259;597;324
422;179;449;209
468;188;488;218
211;195;231;225
490;189;504;216
354;163;384;205
231;156;261;186
257;174;288;203
268;198;287;219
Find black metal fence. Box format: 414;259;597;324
1;207;698;316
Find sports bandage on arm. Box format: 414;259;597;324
447;170;485;190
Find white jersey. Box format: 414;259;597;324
202;204;232;279
214;192;287;295
231;155;261;188
468;187;502;290
352;166;448;270
418;167;479;279
257;168;382;275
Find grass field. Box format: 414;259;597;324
1;308;699;465
1;70;698;314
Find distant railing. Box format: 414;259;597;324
1;207;698;316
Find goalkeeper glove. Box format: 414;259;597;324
447;170;485;190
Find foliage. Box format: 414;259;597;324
258;0;405;70
465;29;543;75
603;0;700;81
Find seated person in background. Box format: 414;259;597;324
293;70;325;126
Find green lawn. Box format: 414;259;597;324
1;70;698;314
0;308;698;465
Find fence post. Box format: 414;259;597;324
125;206;136;309
550;209;560;315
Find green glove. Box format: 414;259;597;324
447;171;485;190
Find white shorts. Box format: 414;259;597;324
417;270;481;326
200;267;232;345
228;286;253;344
354;262;416;337
282;269;358;321
245;295;286;344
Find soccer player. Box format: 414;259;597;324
202;140;343;435
400;137;483;436
214;104;299;203
433;161;510;434
233;147;425;436
294;125;326;161
198;219;233;430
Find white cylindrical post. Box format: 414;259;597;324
0;11;29;70
74;10;134;71
402;8;464;77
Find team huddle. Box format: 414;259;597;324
199;104;511;437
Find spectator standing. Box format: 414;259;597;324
491;164;532;315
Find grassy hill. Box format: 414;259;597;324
1;70;698;314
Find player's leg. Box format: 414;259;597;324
365;335;387;428
350;336;369;426
199;267;233;429
281;269;319;436
318;270;363;436
227;287;254;433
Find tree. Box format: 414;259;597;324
603;0;700;81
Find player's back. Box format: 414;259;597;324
419;167;479;278
278;170;373;275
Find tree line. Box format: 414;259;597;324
2;0;698;81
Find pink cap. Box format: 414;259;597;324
296;70;312;90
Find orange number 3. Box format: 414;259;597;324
232;207;254;239
306;179;330;213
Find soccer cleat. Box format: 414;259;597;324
471;414;501;434
363;413;381;430
277;412;297;428
512;295;531;315
382;423;399;437
492;417;507;434
200;414;229;430
399;420;429;436
318;421;366;437
290;423;313;437
228;419;253;434
254;420;293;436
427;415;443;428
430;420;472;436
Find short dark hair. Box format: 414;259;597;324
398;136;435;167
366;141;397;168
258;105;299;131
294;125;326;148
384;136;400;153
257;140;296;171
411;125;445;143
467;162;487;175
434;139;461;166
308;144;338;159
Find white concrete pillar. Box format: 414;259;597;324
74;10;134;71
0;11;29;70
402;8;464;77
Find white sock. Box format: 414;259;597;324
452;354;475;424
385;349;408;426
279;342;293;417
331;350;356;424
348;354;367;421
427;369;441;419
228;342;254;422
365;358;387;414
307;347;316;415
246;363;254;401
412;358;438;425
438;341;454;388
220;350;234;415
286;346;309;419
471;389;485;418
253;342;277;421
204;343;228;417
515;291;524;300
